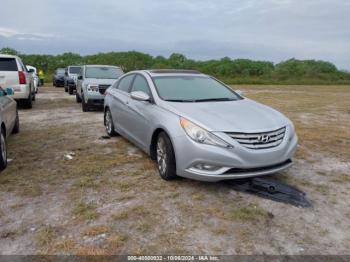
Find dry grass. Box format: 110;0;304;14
72;202;99;221
82;225;110;237
0;85;349;255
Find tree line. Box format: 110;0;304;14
1;47;349;84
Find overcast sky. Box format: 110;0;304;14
1;0;349;69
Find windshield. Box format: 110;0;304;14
56;69;65;75
153;76;242;102
85;67;123;79
69;66;81;74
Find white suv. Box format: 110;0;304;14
0;54;35;108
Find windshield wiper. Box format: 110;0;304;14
192;98;236;102
164;99;197;102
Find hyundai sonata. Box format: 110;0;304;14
104;70;297;182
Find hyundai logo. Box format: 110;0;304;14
257;135;270;143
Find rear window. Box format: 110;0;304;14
69;67;81;74
0;58;18;71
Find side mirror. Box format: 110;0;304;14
28;69;35;73
5;87;14;96
78;75;83;80
236;90;244;96
130;91;150;102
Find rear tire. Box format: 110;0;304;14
156;132;177;180
23;92;33;109
68;87;74;95
0;128;7;171
12;110;19;134
104;108;118;136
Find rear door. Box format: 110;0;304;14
0;57;19;89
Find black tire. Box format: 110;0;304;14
23;92;33;109
64;85;68;92
53;82;56;87
156;132;177;180
12;110;19;134
82;93;88;112
32;92;36;101
0;128;7;171
68;87;73;95
76;92;82;103
104;108;118;136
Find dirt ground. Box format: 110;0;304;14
0;85;349;255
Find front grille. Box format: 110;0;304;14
98;85;110;95
226;127;286;150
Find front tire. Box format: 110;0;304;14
156;132;177;180
82;93;88;112
0;128;7;171
104;109;118;136
68;86;74;95
76;92;82;103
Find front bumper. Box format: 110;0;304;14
55;79;65;86
87;98;104;107
172;126;298;182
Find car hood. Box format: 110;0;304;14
161;98;289;132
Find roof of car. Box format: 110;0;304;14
0;54;20;59
84;65;121;68
144;69;206;77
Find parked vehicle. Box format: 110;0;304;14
0;86;19;171
53;68;65;87
64;66;81;94
0;54;35;109
104;70;298;182
26;65;39;93
76;65;123;111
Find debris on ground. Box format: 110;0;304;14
64;152;76;160
229;177;312;208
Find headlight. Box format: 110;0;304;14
180;117;232;148
87;84;99;92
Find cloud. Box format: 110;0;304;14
0;0;349;69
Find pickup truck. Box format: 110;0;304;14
0;54;35;108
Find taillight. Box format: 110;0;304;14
18;71;26;84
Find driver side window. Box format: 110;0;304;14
131;75;151;96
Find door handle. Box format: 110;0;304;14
125;101;129;105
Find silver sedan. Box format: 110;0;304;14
104;70;297;182
0;87;19;171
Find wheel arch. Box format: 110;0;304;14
1;122;6;137
150;127;176;160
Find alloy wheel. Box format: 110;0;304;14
157;137;167;175
105;111;112;134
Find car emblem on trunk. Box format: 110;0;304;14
257;135;270;143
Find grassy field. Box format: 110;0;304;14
0;85;349;255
